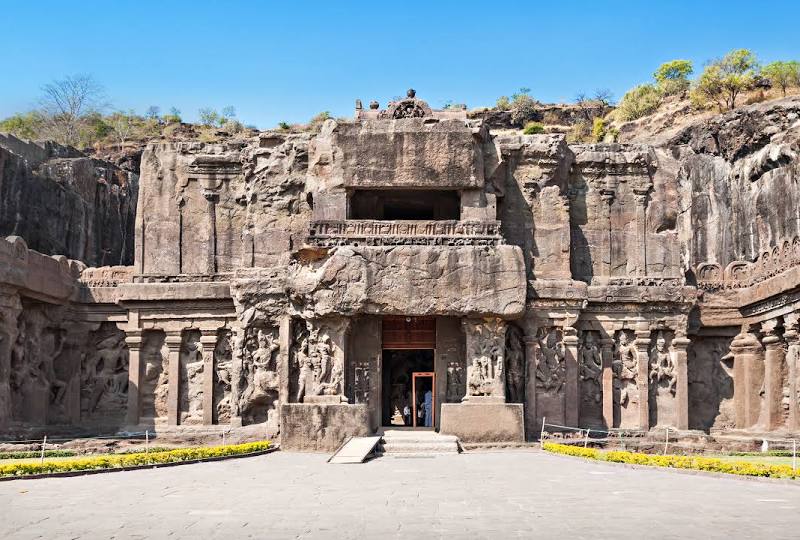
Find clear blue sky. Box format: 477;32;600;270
2;0;799;129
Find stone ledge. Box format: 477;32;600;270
440;403;525;443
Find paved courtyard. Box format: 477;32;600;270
2;450;799;539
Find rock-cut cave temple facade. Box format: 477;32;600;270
1;92;800;449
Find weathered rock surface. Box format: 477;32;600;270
0;134;138;266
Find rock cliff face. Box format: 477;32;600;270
0;134;138;266
667;97;800;268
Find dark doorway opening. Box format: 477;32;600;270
382;349;434;427
349;190;460;221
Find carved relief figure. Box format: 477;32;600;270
505;325;525;403
213;330;232;424
614;330;638;412
535;327;565;394
80;325;129;421
649;331;676;427
180;333;205;424
240;326;280;424
446;361;464;402
649;332;675;394
464;319;506;398
140;331;167;422
579;331;602;406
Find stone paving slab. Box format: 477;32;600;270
2;450;799;539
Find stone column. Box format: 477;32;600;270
124;332;144;426
600;189;615;278
563;326;579;427
632;188;650;276
600;336;614;429
730;329;764;429
278;317;291;408
199;330;218;425
634;327;652;431
784;313;799;431
165;331;183;426
760;318;785;431
671;332;690;431
524;335;539;436
202;189;219;274
229;325;246;427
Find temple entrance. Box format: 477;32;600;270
381;349;435;427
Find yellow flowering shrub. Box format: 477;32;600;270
0;441;271;478
542;442;797;479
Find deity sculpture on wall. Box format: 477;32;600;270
140;331;168;423
446;361;464;402
579;331;602;406
535;327;565;394
239;326;280;424
505;324;525;403
293;319;347;402
649;330;676;427
614;330;638;412
180;331;205;424
214;329;232;424
464;319;506;399
649;331;675;394
80;324;129;422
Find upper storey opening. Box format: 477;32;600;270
349;189;460;220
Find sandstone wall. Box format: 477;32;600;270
0;134;138;266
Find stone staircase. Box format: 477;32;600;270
376;429;460;457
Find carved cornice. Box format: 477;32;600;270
308;219;504;247
695;236;800;291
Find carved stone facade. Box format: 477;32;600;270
2;94;800;446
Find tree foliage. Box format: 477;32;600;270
38;74;106;146
761;61;800;96
690;49;760;110
654;59;693;95
616;83;662;121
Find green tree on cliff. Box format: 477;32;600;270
654;59;693;96
691;49;760;111
761;61;800;96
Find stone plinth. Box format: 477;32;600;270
280;403;370;452
440;403;524;443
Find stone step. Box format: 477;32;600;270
380;441;459;453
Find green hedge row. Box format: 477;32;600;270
0;441;271;478
542;442;798;479
0;449;77;460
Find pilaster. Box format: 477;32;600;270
671;332;690;431
563;326;579;427
784;313;799;431
124;331;144;426
199;330;218;425
165;331;183;426
600;337;614;429
730;328;764;429
523;335;539;436
760;318;784;431
634;327;651;431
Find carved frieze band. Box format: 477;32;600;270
308;220;504;247
696;236;800;291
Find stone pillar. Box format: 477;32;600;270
600;189;615;278
600;336;614;429
632;188;650;276
202;189;219;274
671;332;690;431
760;318;785;431
563;326;579;427
165;331;183;426
229;325;246;427
199;330;218;425
124;332;144;426
524;335;539;436
784;313;799;431
634;327;651;431
730;329;764;429
278;317;291;408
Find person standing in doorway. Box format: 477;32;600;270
424;388;433;427
403;404;411;426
